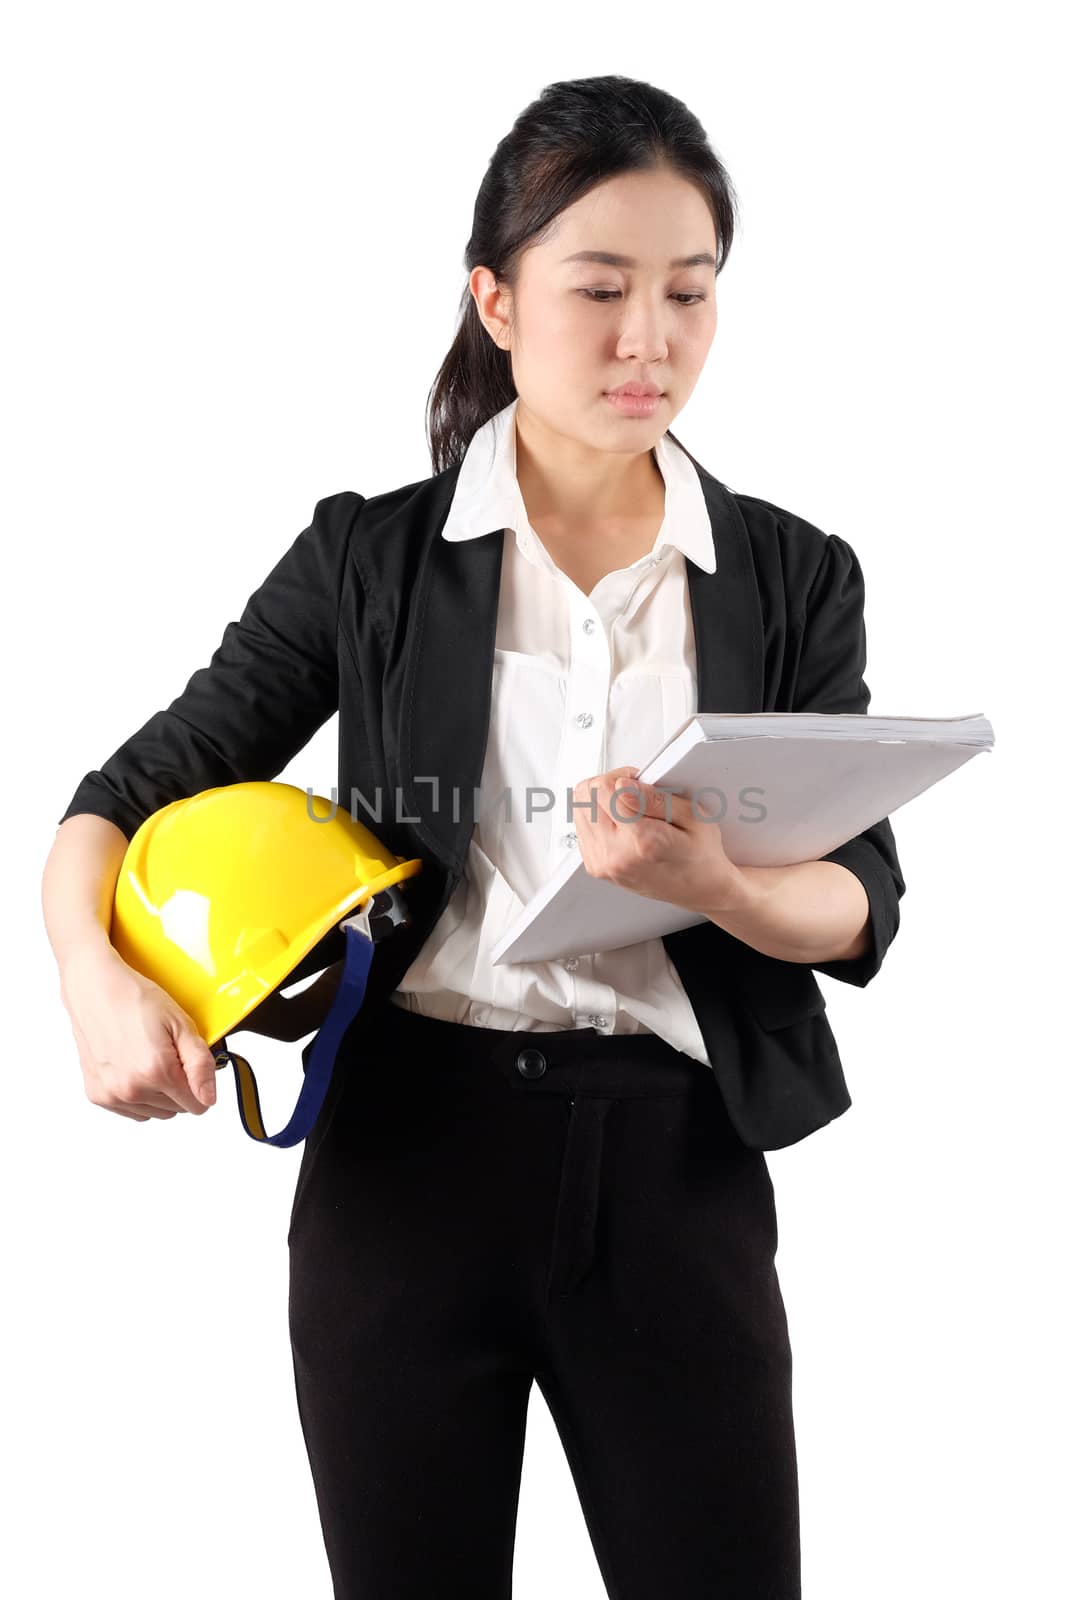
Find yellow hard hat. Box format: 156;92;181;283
110;781;421;1145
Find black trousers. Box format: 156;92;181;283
287;1003;801;1599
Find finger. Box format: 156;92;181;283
101;1096;178;1121
612;776;682;825
106;1085;187;1117
72;1020;193;1119
173;1019;219;1112
601;767;641;816
578;770;633;832
608;774;651;827
114;1102;178;1121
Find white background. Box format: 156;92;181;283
9;1;1063;1595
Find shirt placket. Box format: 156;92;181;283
519;521;673;1037
555;557;654;1034
547;586;609;1031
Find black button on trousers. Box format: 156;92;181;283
287;1002;801;1599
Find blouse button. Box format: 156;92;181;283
563;957;579;972
563;830;578;848
575;711;594;729
582;617;596;634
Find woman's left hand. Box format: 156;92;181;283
571;765;750;917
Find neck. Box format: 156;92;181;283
513;397;665;527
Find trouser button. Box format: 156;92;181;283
515;1048;547;1079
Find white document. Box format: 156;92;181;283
490;712;995;966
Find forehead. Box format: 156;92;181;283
540;170;717;259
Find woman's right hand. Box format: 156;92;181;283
60;945;220;1122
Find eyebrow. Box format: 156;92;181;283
561;249;717;270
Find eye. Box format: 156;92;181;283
579;289;706;306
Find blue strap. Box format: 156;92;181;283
211;918;375;1147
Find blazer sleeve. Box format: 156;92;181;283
56;491;365;842
793;530;906;987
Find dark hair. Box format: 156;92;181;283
425;74;739;476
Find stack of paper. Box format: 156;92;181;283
490;712;994;965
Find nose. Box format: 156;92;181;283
614;296;670;364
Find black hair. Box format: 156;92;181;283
425;73;740;476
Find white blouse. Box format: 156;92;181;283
390;398;717;1065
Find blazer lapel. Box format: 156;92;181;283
398;466;763;879
687;471;764;716
398;516;505;877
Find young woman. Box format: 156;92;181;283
44;74;904;1599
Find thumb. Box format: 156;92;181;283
612;768;643;802
176;1023;219;1108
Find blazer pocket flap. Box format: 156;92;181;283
740;970;828;1031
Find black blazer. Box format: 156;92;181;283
59;453;905;1151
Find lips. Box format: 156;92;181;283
606;383;663;398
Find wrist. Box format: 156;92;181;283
59;932;123;990
705;862;769;918
700;861;797;948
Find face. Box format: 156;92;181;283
469;165;718;457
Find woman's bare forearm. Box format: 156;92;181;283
42;814;129;978
706;859;871;964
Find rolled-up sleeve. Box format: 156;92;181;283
793;532;906;987
57;491;365;842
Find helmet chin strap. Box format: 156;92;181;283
211;909;378;1147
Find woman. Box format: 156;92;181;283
44;74;904;1599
